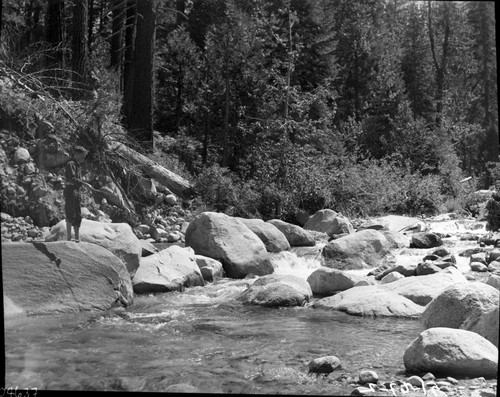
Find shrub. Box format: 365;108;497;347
193;164;238;212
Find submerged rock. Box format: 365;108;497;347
403;328;498;377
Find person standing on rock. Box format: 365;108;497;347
64;145;92;242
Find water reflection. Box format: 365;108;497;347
5;282;425;394
4;245;431;394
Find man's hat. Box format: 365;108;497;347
74;145;88;155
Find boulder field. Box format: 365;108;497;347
3;207;499;387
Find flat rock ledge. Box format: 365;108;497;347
312;285;424;318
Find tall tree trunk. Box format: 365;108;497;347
45;0;65;69
72;0;89;98
176;0;185;26
427;1;450;128
284;0;293;143
222;69;229;167
174;66;183;134
110;0;126;70
87;0;94;54
477;3;498;163
353;45;360;120
0;0;3;41
126;0;156;151
122;0;136;113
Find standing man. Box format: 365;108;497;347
64;145;92;242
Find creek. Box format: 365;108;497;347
3;218;488;394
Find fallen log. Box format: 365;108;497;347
109;141;195;199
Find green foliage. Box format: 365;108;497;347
193;164;239;213
2;0;497;223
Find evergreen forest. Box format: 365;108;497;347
1;0;498;223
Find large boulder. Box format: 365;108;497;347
403;328;498;378
266;219;316;247
373;215;425;233
461;307;499;347
312;285;424;318
382;230;410;249
420;281;499;346
416;262;442;275
139;239;158;257
303;209;338;234
195;255;226;282
185;212;273;279
237;217;290;253
322;229;393;270
381;266;468;306
306;267;364;296
380;271;405;284
486;274;500;290
2;241;133;315
45;219;142;274
132;245;204;293
373;263;417;280
410;232;443;249
237;274;312;307
303;209;353;236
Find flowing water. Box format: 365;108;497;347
3;218;490;394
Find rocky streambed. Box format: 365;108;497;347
2;210;499;395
